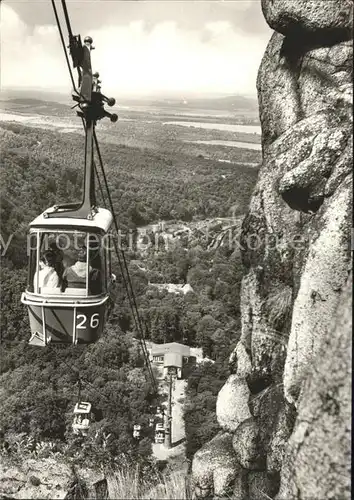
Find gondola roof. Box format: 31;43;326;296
29;207;113;233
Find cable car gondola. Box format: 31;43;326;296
155;406;163;418
154;423;165;444
21;35;118;346
21;208;115;345
72;402;92;435
16;0;160;447
133;424;141;439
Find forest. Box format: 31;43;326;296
0;119;259;471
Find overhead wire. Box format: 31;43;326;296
60;0;74;40
80;116;107;208
2;0;158;428
50;0;78;94
93;133;158;393
50;0;158;395
54;0;106;210
0;335;115;409
51;347;127;410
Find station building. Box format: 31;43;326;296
148;342;194;379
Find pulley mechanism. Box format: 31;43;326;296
74;69;118;124
46;34;118;220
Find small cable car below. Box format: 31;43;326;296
155;407;163;418
154;423;165;444
72;402;92;436
149;418;154;427
133;424;141;439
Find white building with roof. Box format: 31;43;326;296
149;342;192;379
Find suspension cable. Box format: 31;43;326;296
93;160;107;208
50;0;78;93
0;336;114;408
60;0;83;88
48;347;125;410
57;344;158;415
92;135;150;345
49;0;158;395
60;0;74;39
80;117;107;207
93;133;157;392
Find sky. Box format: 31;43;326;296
0;1;272;98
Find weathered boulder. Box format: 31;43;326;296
277;272;352;500
0;458;73;499
229;342;252;377
257;31;301;148
0;457;107;500
266;399;297;474
248;470;280;500
216;375;252;432
283;176;352;406
261;0;353;36
191;433;247;499
76;467;107;499
232;418;262;470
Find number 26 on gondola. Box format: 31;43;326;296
21;207;116;346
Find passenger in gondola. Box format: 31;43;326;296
61;247;91;291
49;241;64;283
88;235;101;269
75;415;82;425
82;416;89;427
33;251;60;291
89;268;102;295
88;236;103;295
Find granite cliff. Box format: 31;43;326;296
192;1;352;498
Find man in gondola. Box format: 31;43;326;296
61;247;91;291
87;235;103;295
49;240;64;284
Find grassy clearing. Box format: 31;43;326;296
106;466;190;500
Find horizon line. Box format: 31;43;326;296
0;86;258;100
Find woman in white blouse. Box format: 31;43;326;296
33;251;60;292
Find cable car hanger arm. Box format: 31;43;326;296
46;0;159;396
47;0;117;220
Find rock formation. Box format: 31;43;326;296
0;458;107;499
192;1;352;498
277;272;352;500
